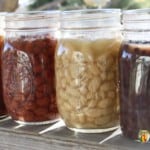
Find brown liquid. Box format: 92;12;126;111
2;34;59;123
119;41;150;139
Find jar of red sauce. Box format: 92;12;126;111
0;13;7;118
2;11;60;125
120;9;150;140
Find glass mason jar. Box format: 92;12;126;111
56;9;122;133
2;11;60;125
120;9;150;140
0;13;7;118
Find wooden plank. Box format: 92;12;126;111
0;118;149;150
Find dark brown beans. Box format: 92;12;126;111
119;42;150;139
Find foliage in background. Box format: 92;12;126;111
108;0;150;9
28;0;150;10
28;0;85;10
29;0;54;10
61;0;85;10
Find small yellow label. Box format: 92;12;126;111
138;130;150;143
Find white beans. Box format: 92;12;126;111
56;38;121;129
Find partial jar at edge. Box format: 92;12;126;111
0;13;7;118
120;9;150;140
56;9;122;133
2;11;60;125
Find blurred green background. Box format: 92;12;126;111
1;0;150;12
28;0;150;10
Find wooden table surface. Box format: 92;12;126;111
0;117;149;150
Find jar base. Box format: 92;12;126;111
0;115;9;122
0;114;8;119
68;125;120;133
15;118;60;125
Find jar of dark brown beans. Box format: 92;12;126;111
120;9;150;141
0;13;7;118
56;9;122;133
2;11;60;125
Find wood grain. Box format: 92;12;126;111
0;118;149;150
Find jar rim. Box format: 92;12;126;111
0;12;7;16
62;8;121;15
5;10;60;31
0;12;7;29
123;8;150;15
5;10;60;21
122;8;150;36
122;8;150;22
61;8;121;20
61;8;121;30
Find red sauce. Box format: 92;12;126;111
2;34;59;123
0;35;7;117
